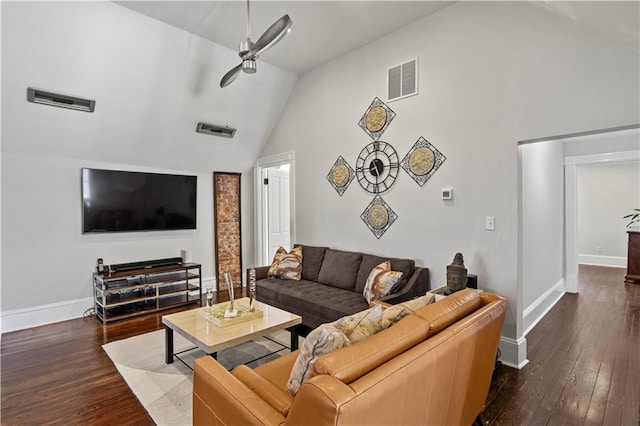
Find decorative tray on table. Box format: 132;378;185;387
198;303;263;327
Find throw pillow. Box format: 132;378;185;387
267;246;303;280
380;293;436;329
285;324;351;395
333;304;384;343
286;305;384;395
362;260;403;304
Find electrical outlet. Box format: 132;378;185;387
486;216;495;231
596;246;602;254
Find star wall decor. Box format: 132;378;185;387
358;97;396;141
326;155;355;196
400;136;446;187
360;195;397;239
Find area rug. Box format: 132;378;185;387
102;329;290;426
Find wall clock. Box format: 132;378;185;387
355;141;399;194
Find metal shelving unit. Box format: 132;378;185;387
93;263;202;323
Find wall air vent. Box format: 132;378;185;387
196;122;237;138
27;87;95;112
387;58;418;102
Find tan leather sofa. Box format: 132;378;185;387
193;289;506;425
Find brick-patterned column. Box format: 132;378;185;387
213;172;242;292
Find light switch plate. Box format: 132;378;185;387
486;216;495;231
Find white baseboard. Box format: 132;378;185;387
1;297;94;334
523;278;565;336
565;273;578;293
2;276;217;335
578;254;626;268
499;336;528;369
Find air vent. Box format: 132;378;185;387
387;58;418;102
27;87;95;112
196;122;237;138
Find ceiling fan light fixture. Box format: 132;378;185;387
219;0;292;88
238;39;253;57
242;59;257;74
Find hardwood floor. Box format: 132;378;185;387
1;266;638;425
484;265;640;425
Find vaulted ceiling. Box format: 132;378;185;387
116;1;639;76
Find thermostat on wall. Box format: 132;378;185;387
442;188;453;200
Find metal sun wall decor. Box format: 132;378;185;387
400;136;446;187
361;195;397;239
358;97;396;141
326;155;355;196
325;95;447;239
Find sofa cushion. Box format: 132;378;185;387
267;246;302;280
299;244;328;281
313;315;430;384
317;249;362;290
355;254;415;294
286;305;383;395
362;261;403;303
256;278;369;328
415;288;482;337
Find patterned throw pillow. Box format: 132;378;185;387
334;304;384;343
267;246;303;280
362;260;403;303
285;324;351;395
380;293;436;329
286;305;383;395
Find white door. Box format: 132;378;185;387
266;165;291;260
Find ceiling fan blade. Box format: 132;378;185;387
243;14;292;59
220;63;243;88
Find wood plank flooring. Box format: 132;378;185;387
1;266;638;425
484;265;640;425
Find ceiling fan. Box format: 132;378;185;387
220;0;293;88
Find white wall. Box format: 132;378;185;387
1;2;297;331
577;161;640;262
262;2;640;367
520;141;565;335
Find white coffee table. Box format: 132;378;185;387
162;297;302;364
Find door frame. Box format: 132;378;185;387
254;151;296;266
565;149;639;292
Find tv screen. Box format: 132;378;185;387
82;168;197;233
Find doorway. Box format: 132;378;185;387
254;152;295;266
565;145;639;292
515;124;638;368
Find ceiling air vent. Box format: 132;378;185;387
387;58;418;102
196;122;237;138
27;87;95;112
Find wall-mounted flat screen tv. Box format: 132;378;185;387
82;168;197;233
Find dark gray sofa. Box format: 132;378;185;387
249;245;430;330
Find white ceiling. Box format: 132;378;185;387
114;1;455;73
115;1;639;75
